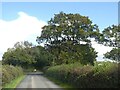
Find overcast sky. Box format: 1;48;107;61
0;2;118;61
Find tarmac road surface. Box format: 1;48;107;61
16;72;62;89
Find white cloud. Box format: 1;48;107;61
0;12;47;60
80;38;114;61
0;12;114;61
91;38;114;61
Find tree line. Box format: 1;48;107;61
2;12;119;70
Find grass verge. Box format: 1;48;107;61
3;75;26;88
44;75;76;90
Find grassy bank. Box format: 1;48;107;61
2;65;24;89
3;75;25;88
3;75;25;89
45;61;119;88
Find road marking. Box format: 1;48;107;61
31;76;34;88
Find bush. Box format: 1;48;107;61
45;62;119;88
2;65;24;85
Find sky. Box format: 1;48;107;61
0;2;118;61
1;0;119;2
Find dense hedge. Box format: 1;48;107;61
45;62;119;88
2;65;24;85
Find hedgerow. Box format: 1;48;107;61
2;65;24;85
45;61;119;88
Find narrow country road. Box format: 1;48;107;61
16;72;62;89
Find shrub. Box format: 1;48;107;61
2;65;24;85
45;62;119;88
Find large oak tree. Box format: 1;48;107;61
37;12;99;65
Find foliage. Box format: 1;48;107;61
104;48;120;61
97;25;120;61
37;12;99;45
32;46;54;69
2;41;35;69
2;41;54;70
37;12;99;65
57;44;97;65
3;75;25;88
45;61;119;88
97;25;120;47
2;65;24;85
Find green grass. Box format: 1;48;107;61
3;75;26;89
44;75;77;90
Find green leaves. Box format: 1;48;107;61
2;41;54;70
32;46;53;69
36;12;99;65
97;25;120;62
37;12;99;46
46;62;119;88
2;41;35;69
104;48;120;61
98;25;120;47
2;65;23;85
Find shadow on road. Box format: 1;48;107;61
27;72;44;75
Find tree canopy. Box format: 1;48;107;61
97;25;120;47
2;41;35;69
37;12;98;65
2;41;53;69
37;12;99;46
104;48;120;61
99;25;120;61
3;12;119;69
